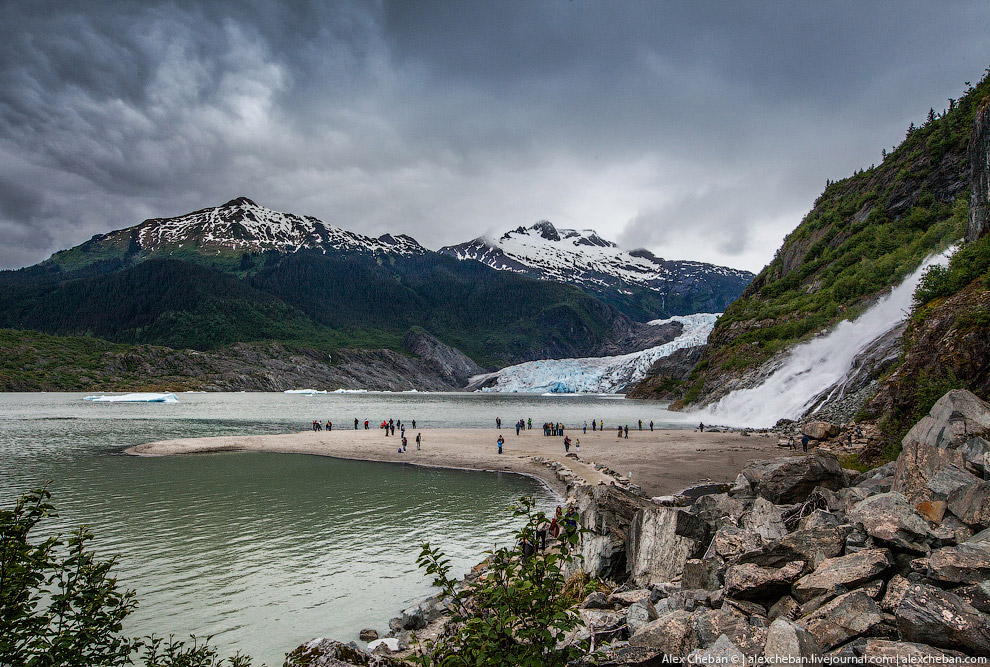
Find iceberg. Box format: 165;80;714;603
284;389;327;395
332;388;368;394
84;393;179;403
477;313;719;394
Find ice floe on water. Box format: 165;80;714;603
84;393;179;403
476;313;720;394
284;389;328;395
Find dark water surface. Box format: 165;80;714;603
0;392;687;663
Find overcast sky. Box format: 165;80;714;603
1;1;988;272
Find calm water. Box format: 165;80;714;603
0;392;688;664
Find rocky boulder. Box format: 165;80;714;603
792;548;893;602
763;617;822;661
687;634;747;665
926;541;990;584
862;640;967;661
802;421;840;440
893;389;990;504
629;610;698;655
742;497;788;541
692;607;768;657
848;492;935;554
285;639;406;666
625;599;660;635
627;507;704;586
798;590;883;651
896;582;990;656
737;526;845;570
724;560;804;601
757;452;847;504
947;479;990;528
574;484;654;580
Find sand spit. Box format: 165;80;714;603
125;427;788;498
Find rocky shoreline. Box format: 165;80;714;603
290;389;990;665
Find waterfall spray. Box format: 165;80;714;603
699;248;955;428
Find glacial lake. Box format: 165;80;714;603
0;392;691;664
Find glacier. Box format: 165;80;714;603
475;313;719;394
84;393;179;403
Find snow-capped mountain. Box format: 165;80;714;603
439;221;753;319
76;197;426;258
470;313;719;394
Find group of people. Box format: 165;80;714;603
521;505;579;559
310;417;377;431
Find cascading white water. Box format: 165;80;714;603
700;248;955;428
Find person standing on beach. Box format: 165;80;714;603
354;418;358;429
527;418;532;430
416;433;422;450
497;435;504;454
699;422;705;432
638;420;642;431
496;417;501;429
650;420;654;432
624;425;629;439
365;419;369;429
592;419;596;432
583;421;587;434
402;436;407;451
516;420;521;436
617;425;623;438
564;436;570;452
575;438;580;453
600;419;603;431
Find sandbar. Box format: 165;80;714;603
126;426;795;498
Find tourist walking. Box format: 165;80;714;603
638;420;642;431
564;436;570;452
496;417;501;429
583;420;587;434
650;420;654;432
592;419;596;432
416;433;422;450
802;434;809;453
516;420;521;436
527;418;532;430
354;417;359;429
497;435;504;454
699;422;705;432
402;436;407;451
624;425;629;439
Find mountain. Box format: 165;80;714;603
631;69;990;455
439;221;753;320
0;199;688;387
49;197;425;274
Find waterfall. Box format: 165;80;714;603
700;248;954;428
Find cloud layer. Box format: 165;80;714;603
2;0;988;272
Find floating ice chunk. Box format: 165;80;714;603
284;389;327;395
84;393;179;403
332;388;368;394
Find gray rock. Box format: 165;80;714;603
608;589;652;607
625;599;660;635
768;595;801;621
763;617;822;661
742;497;788;542
973;527;990;542
626;506;702;586
286;638;407;667
928;464;982;501
798;590;883;651
706;525;764;562
932;513;976;546
947;479;990;528
895;582;990;656
573;484;655;580
691;493;749;528
738;526;845;570
953;581;990;614
893;390;990;504
798;510;841;532
862;640;967;662
682;558;724;590
792;548;893;602
580;608;625;632
629;610;698;655
757;452;847;504
848;492;934;554
687;634;747;665
802;421;840;440
843;527;873;554
926;541;990;585
581;591;611;609
739;460;789;491
724;560;804;601
691;607;768;657
358;628;379;641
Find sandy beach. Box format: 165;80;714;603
126;426;795;498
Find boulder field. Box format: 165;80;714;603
288;389;990;665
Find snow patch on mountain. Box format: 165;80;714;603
124;197;425;256
474;312;719;394
440;221;751;295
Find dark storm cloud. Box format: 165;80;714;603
1;0;988;271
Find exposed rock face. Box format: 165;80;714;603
626;507;702;585
573;485;655;580
947;480;990;528
969;96;990;243
629;610;697;655
742;497;788;541
400;330;486;387
625;346;706;400
724;561;804;600
892;390;990;504
756;452;847;504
